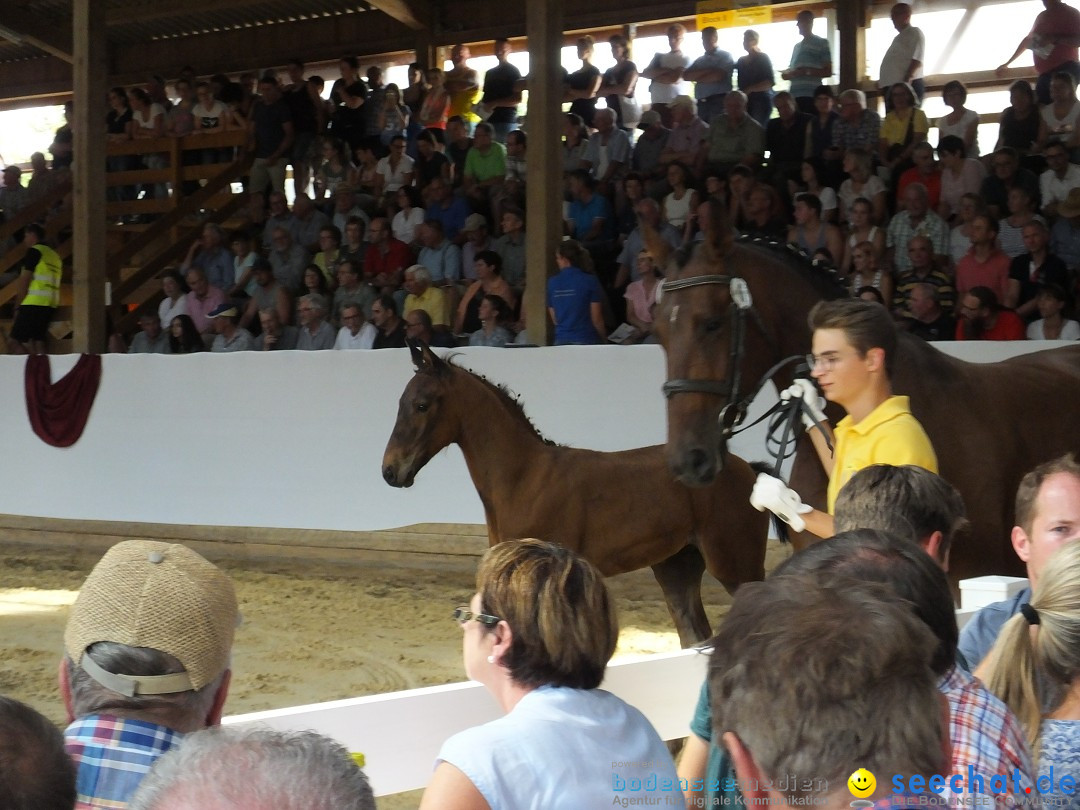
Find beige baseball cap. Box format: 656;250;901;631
65;540;238;696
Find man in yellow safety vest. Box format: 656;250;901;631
8;223;61;355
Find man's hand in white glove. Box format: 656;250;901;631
780;378;827;431
749;473;813;533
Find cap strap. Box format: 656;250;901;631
81;653;195;697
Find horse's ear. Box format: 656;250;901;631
641;220;672;272
408;338;438;374
701;200;734;258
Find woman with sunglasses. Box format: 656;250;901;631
420;540;678;809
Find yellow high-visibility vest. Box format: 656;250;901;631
21;243;62;308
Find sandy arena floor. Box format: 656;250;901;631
0;539;791;808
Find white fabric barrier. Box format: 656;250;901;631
224;647;709;797
0;342;1067;530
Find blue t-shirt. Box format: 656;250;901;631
568;193;614;243
547;266;604;345
428;196;471;242
956;586;1030;671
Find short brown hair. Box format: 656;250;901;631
834;464;968;562
808;298;898;376
710;574;946;802
1014;454;1080;535
477;540;617;690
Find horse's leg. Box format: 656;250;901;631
650;544;711;647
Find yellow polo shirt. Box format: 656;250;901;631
826;395;938;513
404;286;449;327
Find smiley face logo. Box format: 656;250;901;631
848;768;876;799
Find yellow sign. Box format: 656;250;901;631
696;1;773;29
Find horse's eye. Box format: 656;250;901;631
417;403;429;413
704;316;725;333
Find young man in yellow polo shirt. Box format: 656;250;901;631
751;298;937;538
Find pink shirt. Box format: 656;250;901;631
1032;2;1080;74
955;248;1010;303
185;286;227;333
624;280;658;324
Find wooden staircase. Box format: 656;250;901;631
0;130;252;352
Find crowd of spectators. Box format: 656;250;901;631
3;2;1080;351
82;1;1077;351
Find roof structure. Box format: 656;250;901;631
0;0;702;106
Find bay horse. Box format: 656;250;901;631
381;342;769;646
648;204;1080;583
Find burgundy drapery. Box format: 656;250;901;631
24;354;102;447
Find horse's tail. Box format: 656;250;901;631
749;460;791;545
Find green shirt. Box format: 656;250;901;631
464;142;507;183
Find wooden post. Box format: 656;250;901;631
838;0;868;93
72;3;107;353
524;0;563;346
415;29;436;71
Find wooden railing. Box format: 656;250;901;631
0;130;252;344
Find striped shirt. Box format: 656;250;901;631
65;714;183;809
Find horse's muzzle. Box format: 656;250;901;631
672;446;722;487
382;464;414;488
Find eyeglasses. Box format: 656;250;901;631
453;606;500;627
805;352;852;371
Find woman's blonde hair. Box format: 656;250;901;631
983;541;1080;748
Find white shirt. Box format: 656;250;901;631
1041;163;1080;210
376;155;415;193
392;207;426;244
648;51;690;104
158;295;187;330
1027;318;1080;340
879;25;924;87
334;322;377;349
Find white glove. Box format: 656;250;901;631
750;473;813;533
780;378;827;431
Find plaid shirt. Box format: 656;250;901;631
832;108;881;153
939;666;1035;809
65;714;184;809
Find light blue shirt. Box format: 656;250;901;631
688;48;734;99
436;686;682;809
788;34;832;98
418;240;462;284
956;586;1030;671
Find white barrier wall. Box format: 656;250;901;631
0;342;1066;530
224;648;710;797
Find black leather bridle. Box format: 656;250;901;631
660;273;800;441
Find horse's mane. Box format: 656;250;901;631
445;356;559;447
671;234;850;301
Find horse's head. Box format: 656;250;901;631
651;202;771;487
382;341;460;488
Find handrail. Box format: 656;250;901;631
106;129;248;158
0;176;72;245
107;152;253;271
111;192;249;334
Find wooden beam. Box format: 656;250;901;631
367;0;435;31
110;12;414;82
0;6;73;62
104;0;320;25
72;3;108;353
524;0;563;347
